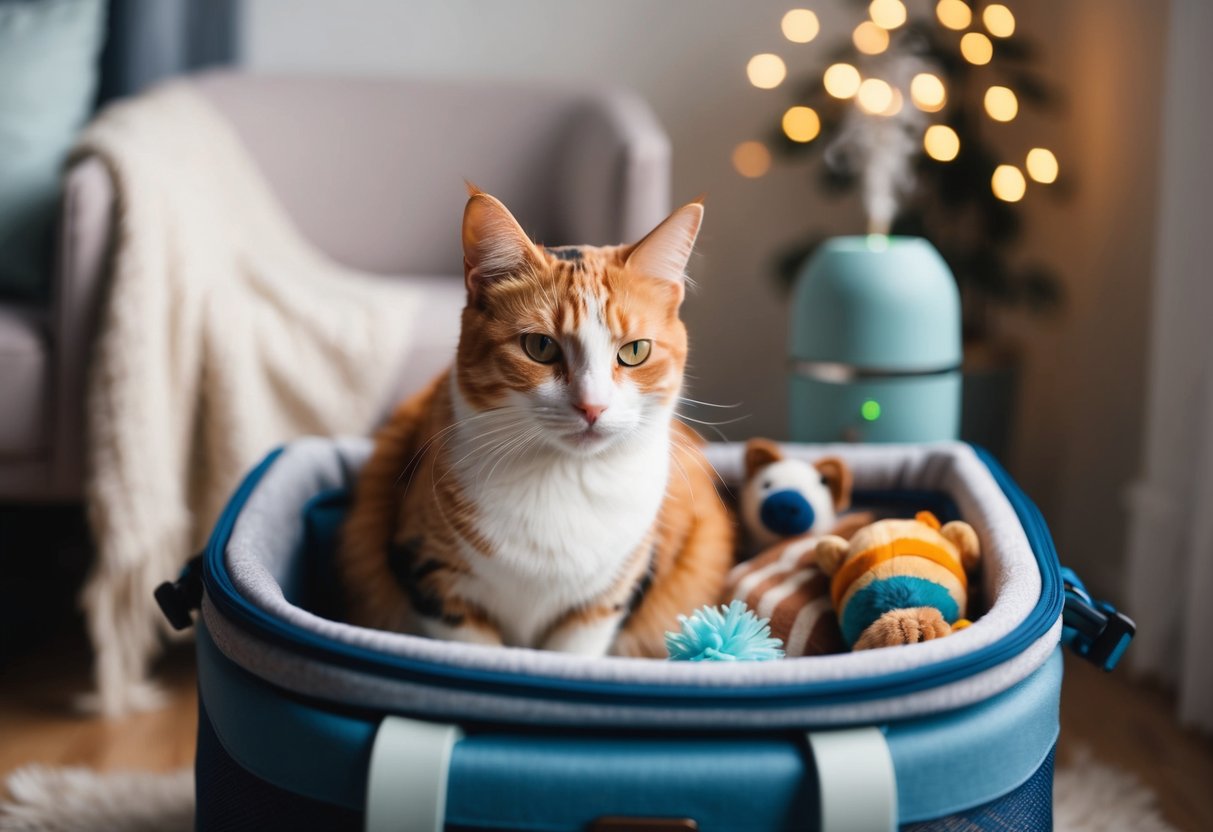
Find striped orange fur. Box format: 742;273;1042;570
338;189;735;657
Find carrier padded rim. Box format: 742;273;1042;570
214;438;1050;697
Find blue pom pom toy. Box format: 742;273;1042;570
665;600;785;662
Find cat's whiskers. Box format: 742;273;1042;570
672;413;743;444
667;450;695;510
441;417;533;479
677;395;742;409
479;425;547;489
666;431;734;507
397;406;525;488
423;412;535;538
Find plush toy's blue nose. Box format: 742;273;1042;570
760;490;815;536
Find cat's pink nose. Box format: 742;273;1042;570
574;402;607;425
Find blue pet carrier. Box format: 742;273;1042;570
157;438;1133;831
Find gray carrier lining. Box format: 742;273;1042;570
206;437;1057;727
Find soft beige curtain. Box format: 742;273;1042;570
1123;0;1213;733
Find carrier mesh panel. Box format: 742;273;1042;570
195;703;361;831
196;700;1054;831
902;748;1055;832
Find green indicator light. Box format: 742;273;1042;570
861;399;882;421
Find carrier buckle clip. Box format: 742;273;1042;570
1060;568;1135;672
155;554;204;630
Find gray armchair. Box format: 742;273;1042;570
0;71;671;502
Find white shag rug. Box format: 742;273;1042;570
0;754;1178;831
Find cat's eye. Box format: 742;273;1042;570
617;339;652;367
521;333;561;364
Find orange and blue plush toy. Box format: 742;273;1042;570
813;512;981;651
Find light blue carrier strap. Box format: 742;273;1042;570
365;716;463;832
807;727;897;832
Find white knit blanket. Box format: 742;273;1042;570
72;83;420;715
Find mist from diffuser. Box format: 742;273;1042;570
823;48;933;236
788;237;962;443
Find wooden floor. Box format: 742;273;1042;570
0;639;197;778
2;635;1211;831
1058;657;1213;831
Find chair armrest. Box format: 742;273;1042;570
49;156;114;496
557;90;671;245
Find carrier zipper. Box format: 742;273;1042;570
199;445;1065;708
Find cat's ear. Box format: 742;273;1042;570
462;186;543;301
625;201;704;299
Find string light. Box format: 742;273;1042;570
823;63;862;98
984;86;1019;121
924;125;960;161
853;21;890;55
936;0;972;30
910;73;947;112
869;0;907;30
782;106;821;142
1026;148;1059;183
983;4;1016;37
732;141;771;177
781;9;820;43
738;0;1047;208
991;165;1026;201
747;53;787;89
960;32;994;65
856;78;894;114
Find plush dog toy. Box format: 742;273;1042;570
740;438;853;551
724;439;861;658
813;511;981;650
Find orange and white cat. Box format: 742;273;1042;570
338;188;734;657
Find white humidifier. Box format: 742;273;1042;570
788;235;962;443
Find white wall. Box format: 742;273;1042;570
1123;0;1213;729
243;0;1172;600
1003;1;1167;599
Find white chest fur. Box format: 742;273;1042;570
447;419;670;647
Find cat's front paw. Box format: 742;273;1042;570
542;612;623;657
421;618;503;647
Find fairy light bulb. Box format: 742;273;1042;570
960;32;994;65
853;21;890;55
983;4;1016;37
924;125;960;161
869;0;907;30
936;0;972;30
1026;148;1059;183
992;165;1027;201
823;63;862;98
747;53;787;89
857;78;894;114
732;141;771;178
984;85;1019;121
910;73;947;112
781;9;820;43
782;106;821;142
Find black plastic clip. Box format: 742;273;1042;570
155;554;204;631
1060;567;1135;672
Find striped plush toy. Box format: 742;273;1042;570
814;512;981;651
725;439;873;657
